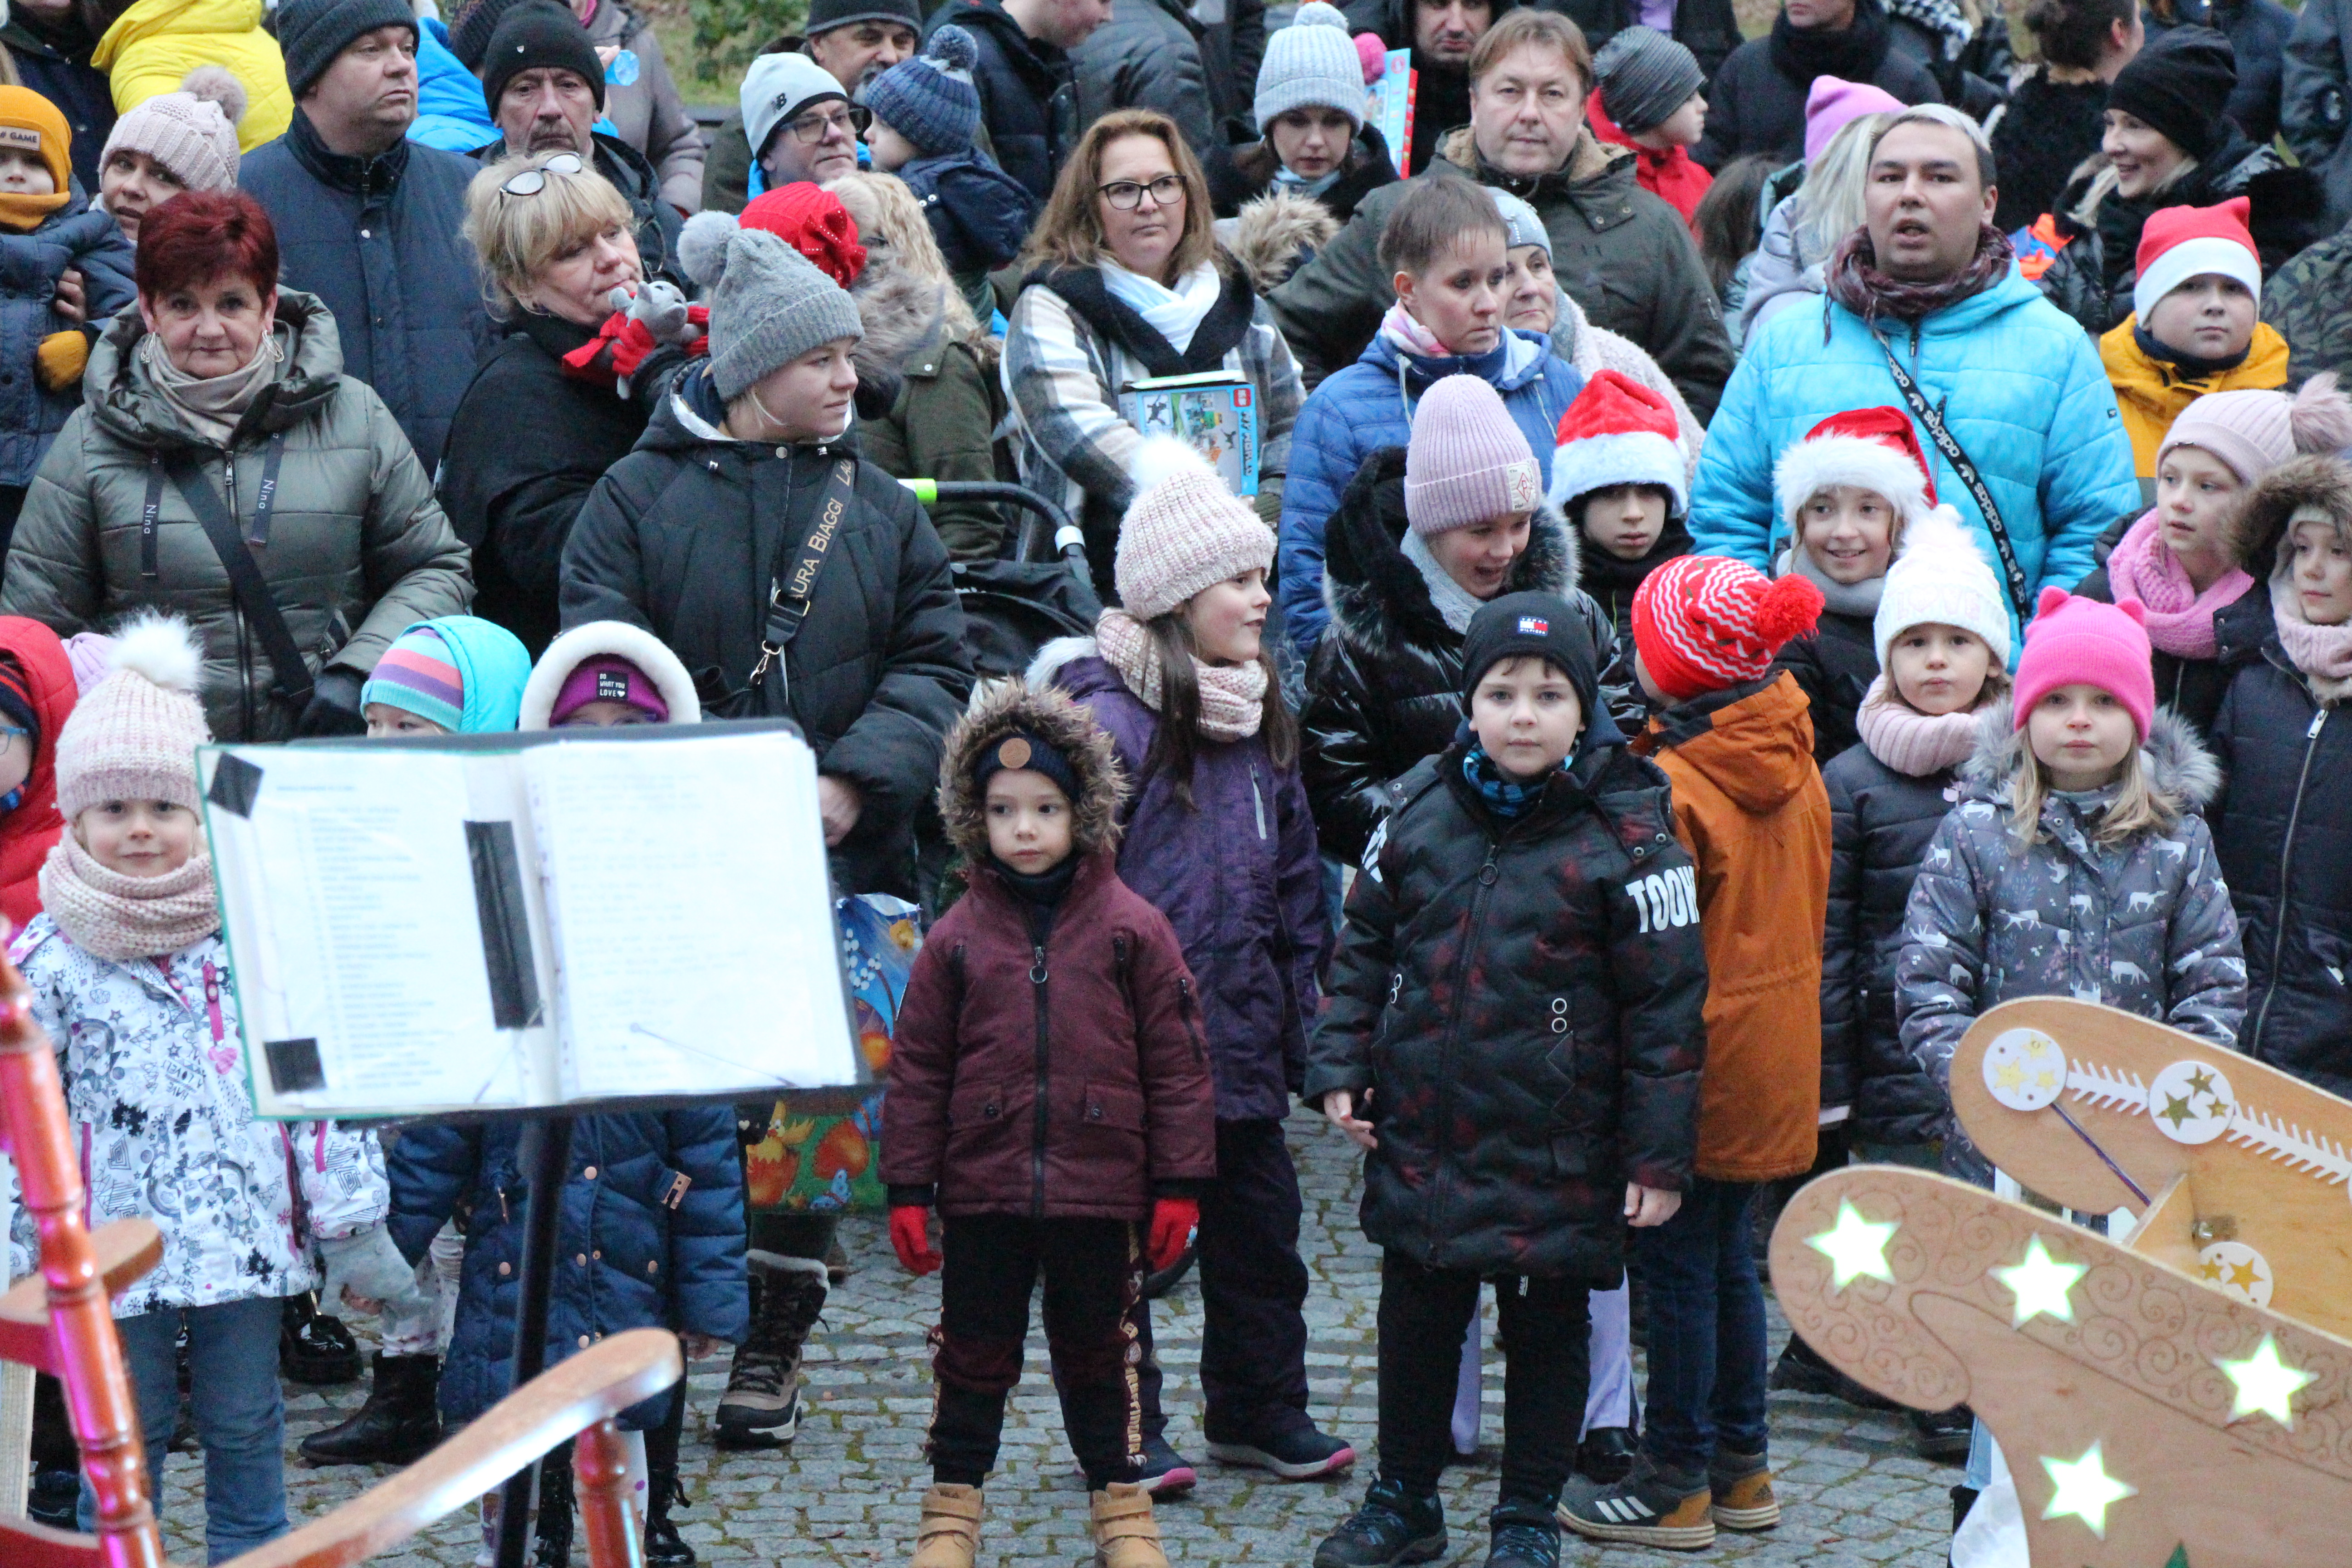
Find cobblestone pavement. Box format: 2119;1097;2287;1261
165;1109;1954;1567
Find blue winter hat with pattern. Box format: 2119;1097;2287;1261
863;25;982;157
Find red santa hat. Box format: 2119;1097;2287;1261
1773;406;1938;533
2132;196;2260;324
1546;370;1688;517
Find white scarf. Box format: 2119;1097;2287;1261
1100;260;1222;355
1401;529;1489;634
141;329;285;448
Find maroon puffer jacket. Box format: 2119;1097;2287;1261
881;851;1219;1220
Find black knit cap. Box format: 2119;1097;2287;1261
2107;24;2236;161
483;1;608;115
1460;592;1601;720
804;0;925;37
971;730;1081;803
276;0;418;98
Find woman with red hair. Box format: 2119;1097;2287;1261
0;188;470;742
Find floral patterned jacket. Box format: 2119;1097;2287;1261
5;919;387;1317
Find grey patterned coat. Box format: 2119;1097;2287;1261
1895;702;2247;1177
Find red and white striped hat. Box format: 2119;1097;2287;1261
1631;554;1825;704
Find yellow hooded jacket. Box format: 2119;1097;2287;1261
93;0;292;153
2101;314;2291;478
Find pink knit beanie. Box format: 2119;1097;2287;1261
2010;587;2155;742
1114;440;1277;621
1406;375;1543;535
2159;374;2352;487
1804;75;1904;162
54;616;210;820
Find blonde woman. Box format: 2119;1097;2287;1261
1737;109;1890;340
1000;109;1303;602
824;171;1006;561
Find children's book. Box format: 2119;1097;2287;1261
198;725;859;1120
1368;48;1416;177
1120;371;1260;496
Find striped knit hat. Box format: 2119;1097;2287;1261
1631;554;1824;703
361;618;531;735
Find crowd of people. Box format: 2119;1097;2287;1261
3;0;2352;1566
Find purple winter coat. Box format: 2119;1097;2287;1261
1047;649;1328;1122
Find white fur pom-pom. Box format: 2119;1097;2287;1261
678;210;739;289
1127;435;1215;495
107;614;205;696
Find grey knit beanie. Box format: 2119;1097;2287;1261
1591;25;1704;135
1253;2;1366;134
277;0;420;98
699;228;866;402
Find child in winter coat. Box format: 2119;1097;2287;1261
1561;555;1830;1553
7;617;409;1561
0;86;135;547
1588;28;1712;224
0;615;76;933
1306;594;1706;1568
1039;444;1349;1488
1279;177;1586;656
356;616;533;739
881;683;1216;1568
2075;376;2352;737
860;25;1038;321
387;621;743;1568
1767;407;1950;765
2209;455;2352;1098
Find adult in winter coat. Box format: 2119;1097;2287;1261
577;0;707;214
1073;0;1222;159
1736;87;1900;342
1341;0;1505;180
0;616;74;934
1003;110;1303;603
2261;218;2352;385
2;192;472;744
2208;455;2352;1097
0;1;117;196
1690;0;1942;173
1550;0;1744;81
241;0;492;475
1270;11;1735;421
2146;0;2294;147
2286;0;2352;228
1987;0;2142;237
1204;1;1399;225
559;226;973;903
923;0;1089;202
1690;108;2142;655
408;15;499;152
91;0;293;152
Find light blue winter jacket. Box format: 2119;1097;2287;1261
408;18;498;153
1688;270;2138;654
1279;327;1583;656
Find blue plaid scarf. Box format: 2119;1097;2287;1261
1461;744;1550;819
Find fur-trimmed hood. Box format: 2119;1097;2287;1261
1223;186;1340;296
937;682;1126;859
2229;453;2352;577
1319;445;1577;651
519;621;704;731
1955;696;2222;810
849;266;995;381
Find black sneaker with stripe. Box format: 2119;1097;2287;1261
1557;1456;1716;1551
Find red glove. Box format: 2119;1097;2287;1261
1147;1198;1198;1273
890;1205;942;1275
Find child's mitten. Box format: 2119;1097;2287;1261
889;1204;942;1275
1147;1197;1198;1272
35;329;88;392
317;1225;425;1318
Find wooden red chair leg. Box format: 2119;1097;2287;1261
572;1416;644;1568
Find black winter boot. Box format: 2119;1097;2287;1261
644;1466;696;1565
300;1353;442;1466
535;1442;576;1567
281;1291;363;1384
714;1251;828;1448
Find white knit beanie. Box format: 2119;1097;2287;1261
55;616;211;821
1872;506;2014;670
1254;2;1367;134
1114;440;1276;621
99;67;248;195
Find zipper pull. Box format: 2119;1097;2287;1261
1478;846;1499;887
2311;711;2328;740
1029;944;1049;985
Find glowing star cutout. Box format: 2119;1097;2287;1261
2218;1335;2314;1426
1994;1234;2087;1325
2040;1441;2136;1539
1807;1200;1898;1293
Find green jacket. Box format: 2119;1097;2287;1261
3;291;473;741
851;270;1007;561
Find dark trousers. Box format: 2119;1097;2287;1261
1131;1117;1314;1443
1636;1178;1769;1476
928;1214;1144;1490
1375;1252;1592;1506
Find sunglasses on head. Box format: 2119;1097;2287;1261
500;152;586;197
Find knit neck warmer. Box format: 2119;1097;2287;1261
1271;162;1344;200
1777;544;1886;618
1825;223;2014;330
2271;562;2352;705
39;837;220;963
1462;743;1548;819
1099;259;1224;357
2105;509;2252;661
1402;528;1489;634
1856;675;1981;776
1097;610;1267;741
0;190;69;230
141;328;286;447
2132;319;2251;384
990;851;1079;909
1769;0;1891;89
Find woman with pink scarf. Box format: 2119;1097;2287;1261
2075;375;2352;735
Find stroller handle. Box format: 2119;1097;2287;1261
901;479;1089;578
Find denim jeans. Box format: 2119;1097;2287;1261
1635;1178;1769;1478
82;1294;288;1563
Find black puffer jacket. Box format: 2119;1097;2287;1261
1303;740;1708;1279
558;368;975;900
925;0;1078;201
2073;510;2272;739
1691;12;1944;172
1299;446;1615;863
1820;735;1963;1144
1770;607;1878;766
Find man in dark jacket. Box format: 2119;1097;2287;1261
1548;0;1742;83
1073;0;1224;156
2151;0;2293;146
471;3;683;283
2285;0;2352;226
700;0;924;216
926;0;1107;201
1343;0;1503;177
240;0;490;474
1272;9;1736;419
0;0;113;196
1690;0;1942;171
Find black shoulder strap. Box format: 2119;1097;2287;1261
162;438;310;707
1872;331;2032;623
746;454;861;701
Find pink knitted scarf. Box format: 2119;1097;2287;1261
1096;610;1266;741
1379;301;1453;360
2103;509;2254;661
1855;676;1983;777
2272;571;2352;706
39;836;219;962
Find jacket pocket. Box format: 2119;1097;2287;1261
946;1078;1007;1132
1073;1079;1149;1180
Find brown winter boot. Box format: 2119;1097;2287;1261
1090;1482;1168;1568
908;1484;984;1568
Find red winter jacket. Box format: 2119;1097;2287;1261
0;617;74;934
1588;99;1713;227
880;850;1219;1220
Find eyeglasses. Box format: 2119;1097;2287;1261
779;103;871;143
1098;174;1187;210
499;152;584;197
